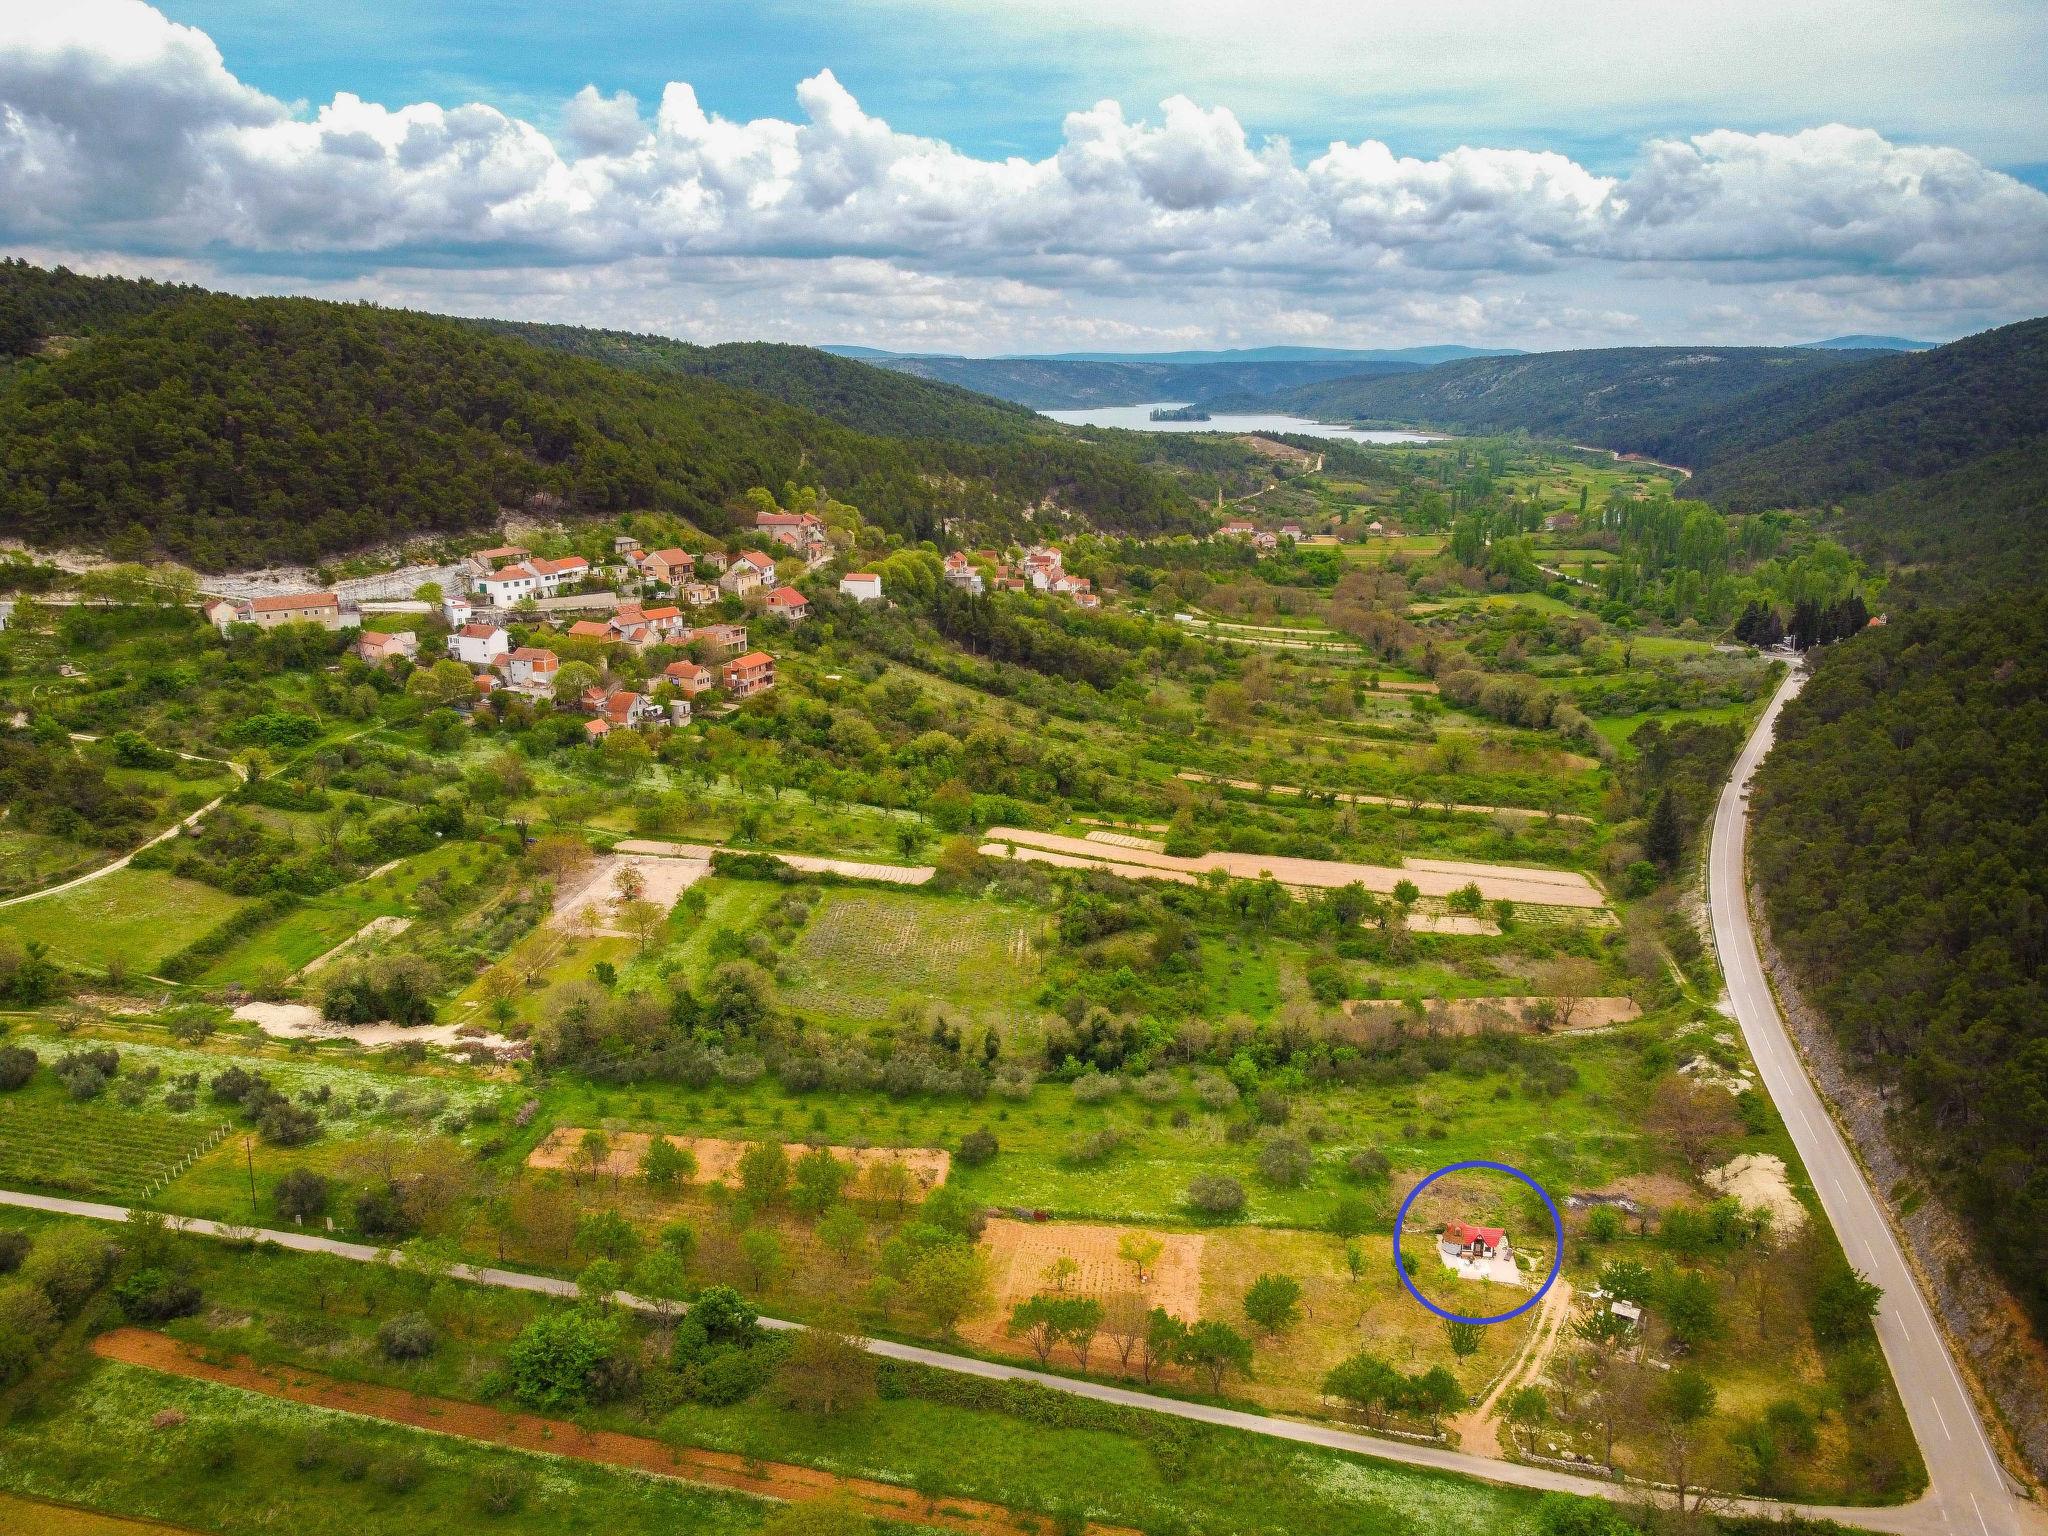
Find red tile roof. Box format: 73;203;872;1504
248;592;338;613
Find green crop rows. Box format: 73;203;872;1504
0;1098;228;1199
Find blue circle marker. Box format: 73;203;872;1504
1393;1160;1562;1325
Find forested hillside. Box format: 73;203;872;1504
1230;346;1875;453
470;321;1046;445
0;259;200;354
1681;317;2048;509
1752;590;2048;1330
0;282;1206;568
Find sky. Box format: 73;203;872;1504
3;0;2046;355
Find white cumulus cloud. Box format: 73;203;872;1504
1;0;2044;350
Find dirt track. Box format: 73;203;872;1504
91;1329;1136;1536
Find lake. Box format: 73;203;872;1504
1040;403;1445;443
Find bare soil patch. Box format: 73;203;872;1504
91;1329;1133;1536
1704;1152;1807;1232
527;1127;950;1196
0;1492;206;1536
553;853;708;935
962;1218;1203;1354
1339;994;1639;1041
980;827;1605;908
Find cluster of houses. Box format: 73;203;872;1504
1219;517;1386;551
940;544;1097;608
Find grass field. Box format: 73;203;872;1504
777;889;1045;1030
0;826;101;898
0;868;249;974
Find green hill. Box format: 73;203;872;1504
1230;345;1876;453
1680;317;2048;509
0;275;1206;569
468;321;1046;445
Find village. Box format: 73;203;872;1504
195;507;1109;741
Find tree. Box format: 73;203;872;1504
1646;1078;1741;1174
1442;1317;1483;1359
1808;1262;1884;1345
862;1158;915;1213
1503;1383;1549;1452
1117;1232;1163;1286
1178;1319;1253;1395
275;1167;330;1222
618;899;665;953
1324;1350;1403;1425
406;659;476;708
1644;790;1683;870
576;1258;625;1311
791;1148;853;1218
738;1228;785;1293
632;1249;689;1325
1007;1294;1067;1366
1538;956;1606;1031
1042;1255;1080;1293
1408;1365;1464;1433
903;1243;989;1335
818;1204;867;1263
1242;1273;1302;1336
738;1140;791;1206
570;1129;611;1188
1655;1266;1722;1347
1185;1174;1246;1218
641;1134;696;1189
506;1307;622;1409
774;1328;878;1416
1140;1307;1187;1384
553;660;601;704
1653;1366;1718;1510
1102;1292;1149;1371
576;1208;641;1264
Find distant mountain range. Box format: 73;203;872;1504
826;353;1423;410
823;343;1516;366
1798;335;1936;352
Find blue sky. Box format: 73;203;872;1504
3;1;2045;352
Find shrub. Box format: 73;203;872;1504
0;1231;27;1274
0;1044;36;1090
193;1425;239;1472
1343;1147;1391;1184
20;1223;113;1316
1186;1175;1247;1218
378;1311;439;1361
114;1267;202;1322
275;1168;331;1222
507;1307;623;1409
258;1101;322;1146
1062;1127;1125;1165
1070;1071;1120;1104
1257;1135;1312;1188
369;1452;424;1493
473;1465;528;1516
956;1128;999;1166
1193;1073;1238;1111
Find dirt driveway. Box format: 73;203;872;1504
92;1329;1136;1536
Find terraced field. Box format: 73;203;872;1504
777;888;1044;1030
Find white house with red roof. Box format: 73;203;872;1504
473;555;590;605
450;623;508;667
1438;1221;1521;1285
719;551;775;596
838;572;882;603
942;552;983;594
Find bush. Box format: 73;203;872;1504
1070;1071;1120;1104
1186;1175;1247;1218
258;1100;322;1146
0;1044;37;1090
507;1307;623;1409
369;1452;424;1493
275;1168;331;1222
0;1230;28;1274
1343;1147;1391;1184
1257;1135;1312;1188
1193;1073;1238;1111
114;1266;202;1322
378;1311;439;1361
474;1465;528;1516
956;1128;999;1167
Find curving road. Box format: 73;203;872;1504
1708;668;2038;1536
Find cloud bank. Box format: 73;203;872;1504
3;0;2045;350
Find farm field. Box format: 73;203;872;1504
776;888;1045;1030
0;1090;228;1200
0;867;248;975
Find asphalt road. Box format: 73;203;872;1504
1708;667;2038;1536
0;1183;1988;1532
